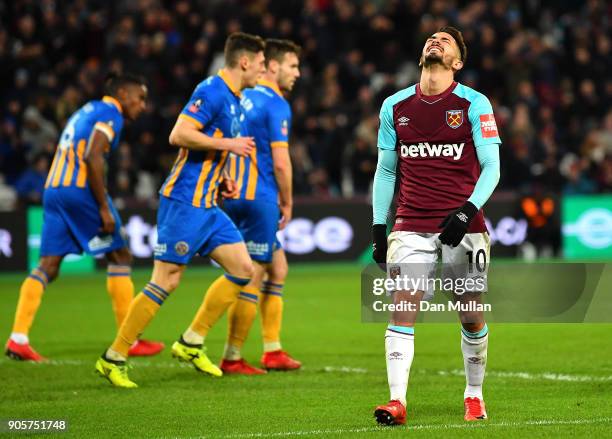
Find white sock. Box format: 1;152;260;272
263;341;282;352
385;325;415;407
223;344;241;360
10;332;29;345
461;324;488;399
105;347;127;362
182;328;204;346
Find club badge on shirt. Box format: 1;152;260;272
281;119;288;136
189;99;202;113
446;110;464;129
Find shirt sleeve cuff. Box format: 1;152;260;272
93;122;115;142
271;141;289;148
179;113;204;130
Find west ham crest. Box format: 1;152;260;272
446;110;463;129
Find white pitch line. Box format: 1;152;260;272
164;417;612;439
0;358;192;369
321;366;368;374
435;369;612;383
2;359;612;382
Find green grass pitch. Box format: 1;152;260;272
1;263;611;438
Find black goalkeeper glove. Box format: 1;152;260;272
372;224;388;264
438;201;479;247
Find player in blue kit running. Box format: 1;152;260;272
220;39;302;374
96;33;266;388
6;73;164;361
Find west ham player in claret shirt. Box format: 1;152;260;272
371;27;501;424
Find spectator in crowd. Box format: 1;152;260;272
20;106;58;160
0;0;610;209
349;133;377;195
13;153;49;206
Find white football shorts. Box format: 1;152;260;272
386;231;490;300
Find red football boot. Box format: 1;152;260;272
128;339;165;357
261;350;301;371
5;339;46;362
464;397;488;421
220;358;267;375
374;400;406;425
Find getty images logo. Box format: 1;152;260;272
400;142;465;160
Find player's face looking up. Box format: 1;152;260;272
420;32;464;72
118;84;147;121
241;51;266;88
277;52;300;93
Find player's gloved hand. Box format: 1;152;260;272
438;201;478;247
372;224;388;264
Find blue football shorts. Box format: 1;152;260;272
154;196;244;264
40;187;126;257
223;198;282;263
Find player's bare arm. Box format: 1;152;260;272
371;149;397;263
272;146;293;229
85;130;115;234
169;117;254;156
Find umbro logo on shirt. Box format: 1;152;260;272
397;116;410;126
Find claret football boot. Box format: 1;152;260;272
128;339;165;357
374;400;407;425
464;397;488;421
5;339;46;362
261;350;301;370
220;358;267;375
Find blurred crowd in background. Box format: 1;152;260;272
0;0;610;211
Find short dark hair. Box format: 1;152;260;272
438;26;467;63
264;39;301;67
224;32;265;67
104;72;145;96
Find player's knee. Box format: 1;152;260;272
116;250;133;266
268;264;288;284
268;257;288;284
231;259;254;280
38;260;60;282
153;275;180;293
461;321;484;334
107;248;133;266
164;278;180;293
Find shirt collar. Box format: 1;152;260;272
415;81;458;103
102;96;123;113
218;69;241;97
257;79;282;97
